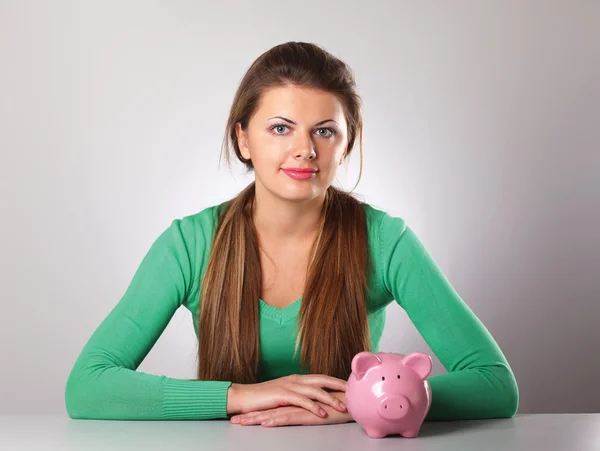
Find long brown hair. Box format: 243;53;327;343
198;42;371;383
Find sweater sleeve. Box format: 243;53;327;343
377;212;519;420
65;218;232;420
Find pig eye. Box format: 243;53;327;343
397;375;401;379
381;377;385;381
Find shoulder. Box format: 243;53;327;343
170;202;226;242
161;203;226;306
358;202;413;305
154;203;228;269
361;202;408;242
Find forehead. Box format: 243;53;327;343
254;85;346;121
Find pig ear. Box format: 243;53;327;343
401;352;433;380
351;352;382;381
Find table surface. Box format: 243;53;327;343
0;413;598;451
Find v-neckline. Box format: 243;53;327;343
259;297;302;324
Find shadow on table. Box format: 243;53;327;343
64;418;232;451
416;418;515;438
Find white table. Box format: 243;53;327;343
1;414;598;451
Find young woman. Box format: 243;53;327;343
65;42;518;427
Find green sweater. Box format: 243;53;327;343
65;203;518;421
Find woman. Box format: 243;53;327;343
65;42;518;427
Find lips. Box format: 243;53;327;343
281;167;318;180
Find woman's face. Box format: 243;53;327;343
236;85;349;203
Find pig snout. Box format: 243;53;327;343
378;395;410;420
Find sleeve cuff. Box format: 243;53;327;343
162;378;232;420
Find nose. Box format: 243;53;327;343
294;146;316;160
293;135;316;160
378;395;410;421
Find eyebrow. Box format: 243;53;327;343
268;116;338;126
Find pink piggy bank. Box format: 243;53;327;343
345;351;433;439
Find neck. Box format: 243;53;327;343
252;182;326;242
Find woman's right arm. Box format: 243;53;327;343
65;217;232;420
65;213;348;421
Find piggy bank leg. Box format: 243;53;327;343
364;428;387;439
401;429;420;438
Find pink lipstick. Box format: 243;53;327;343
281;167;317;180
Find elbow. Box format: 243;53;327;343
491;364;520;418
65;368;91;419
65;374;82;419
503;372;519;418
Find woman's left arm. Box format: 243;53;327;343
377;212;519;420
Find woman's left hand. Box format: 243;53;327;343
230;392;353;427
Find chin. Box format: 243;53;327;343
271;183;322;203
279;189;319;203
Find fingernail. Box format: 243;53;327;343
339;402;346;410
262;420;273;426
319;408;327;417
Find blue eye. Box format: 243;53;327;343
316;128;335;138
271;124;289;135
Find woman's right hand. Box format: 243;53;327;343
226;374;348;418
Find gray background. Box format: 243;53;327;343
1;0;598;415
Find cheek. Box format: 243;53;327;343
248;149;288;181
327;137;347;159
248;136;282;165
321;144;346;169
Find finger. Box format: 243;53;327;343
289;384;346;412
281;391;327;418
262;409;318;427
296;374;348;392
231;410;263;424
239;407;300;426
241;410;279;425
